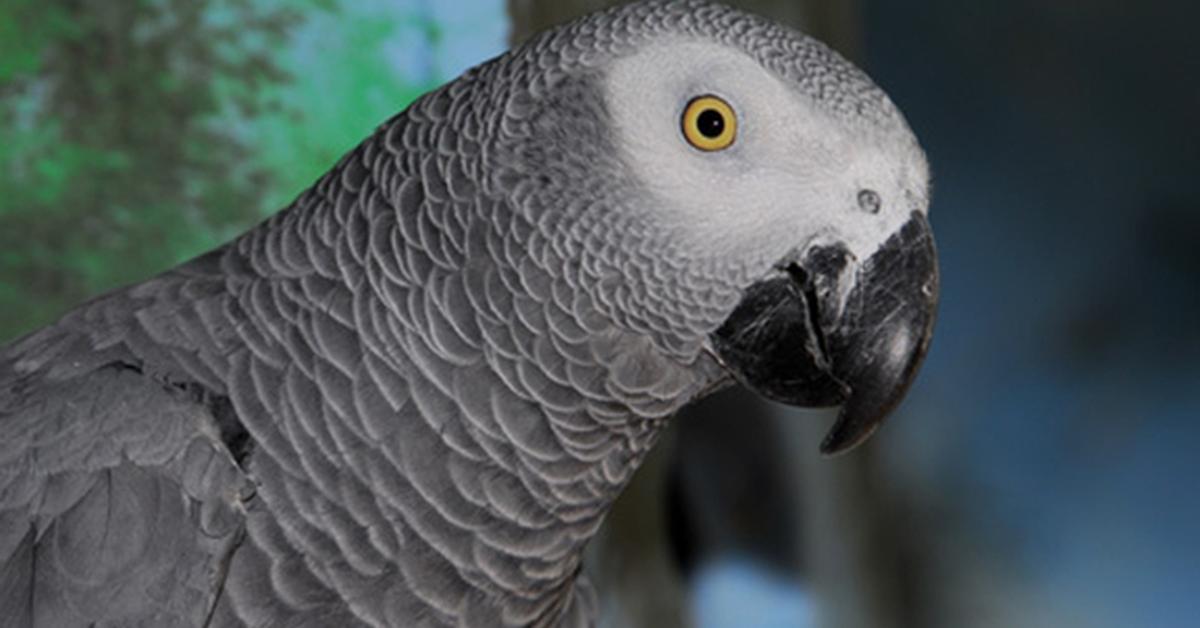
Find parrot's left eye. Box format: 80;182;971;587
682;95;737;152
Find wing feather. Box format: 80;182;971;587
1;332;250;627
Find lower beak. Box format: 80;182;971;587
710;212;939;455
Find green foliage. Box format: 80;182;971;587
246;5;440;211
0;0;74;81
0;0;302;340
0;0;446;342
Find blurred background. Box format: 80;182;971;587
1;1;1196;626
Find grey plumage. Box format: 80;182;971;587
0;1;934;626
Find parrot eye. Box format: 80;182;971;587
682;95;737;151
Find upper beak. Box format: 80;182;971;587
710;212;939;455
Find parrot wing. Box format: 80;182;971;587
0;308;251;627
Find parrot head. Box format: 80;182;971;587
486;0;938;454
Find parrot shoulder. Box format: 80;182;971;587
0;326;252;627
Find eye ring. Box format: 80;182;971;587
682;95;737;152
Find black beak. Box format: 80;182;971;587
710;212;939;455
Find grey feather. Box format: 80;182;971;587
0;1;918;625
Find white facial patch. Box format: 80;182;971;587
603;39;929;276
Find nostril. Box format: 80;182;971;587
857;189;882;214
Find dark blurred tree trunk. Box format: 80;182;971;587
507;2;919;628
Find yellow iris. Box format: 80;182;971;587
682;95;737;151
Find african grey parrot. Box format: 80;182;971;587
0;1;938;626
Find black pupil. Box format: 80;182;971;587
696;108;725;138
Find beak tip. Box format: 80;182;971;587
818;411;882;456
